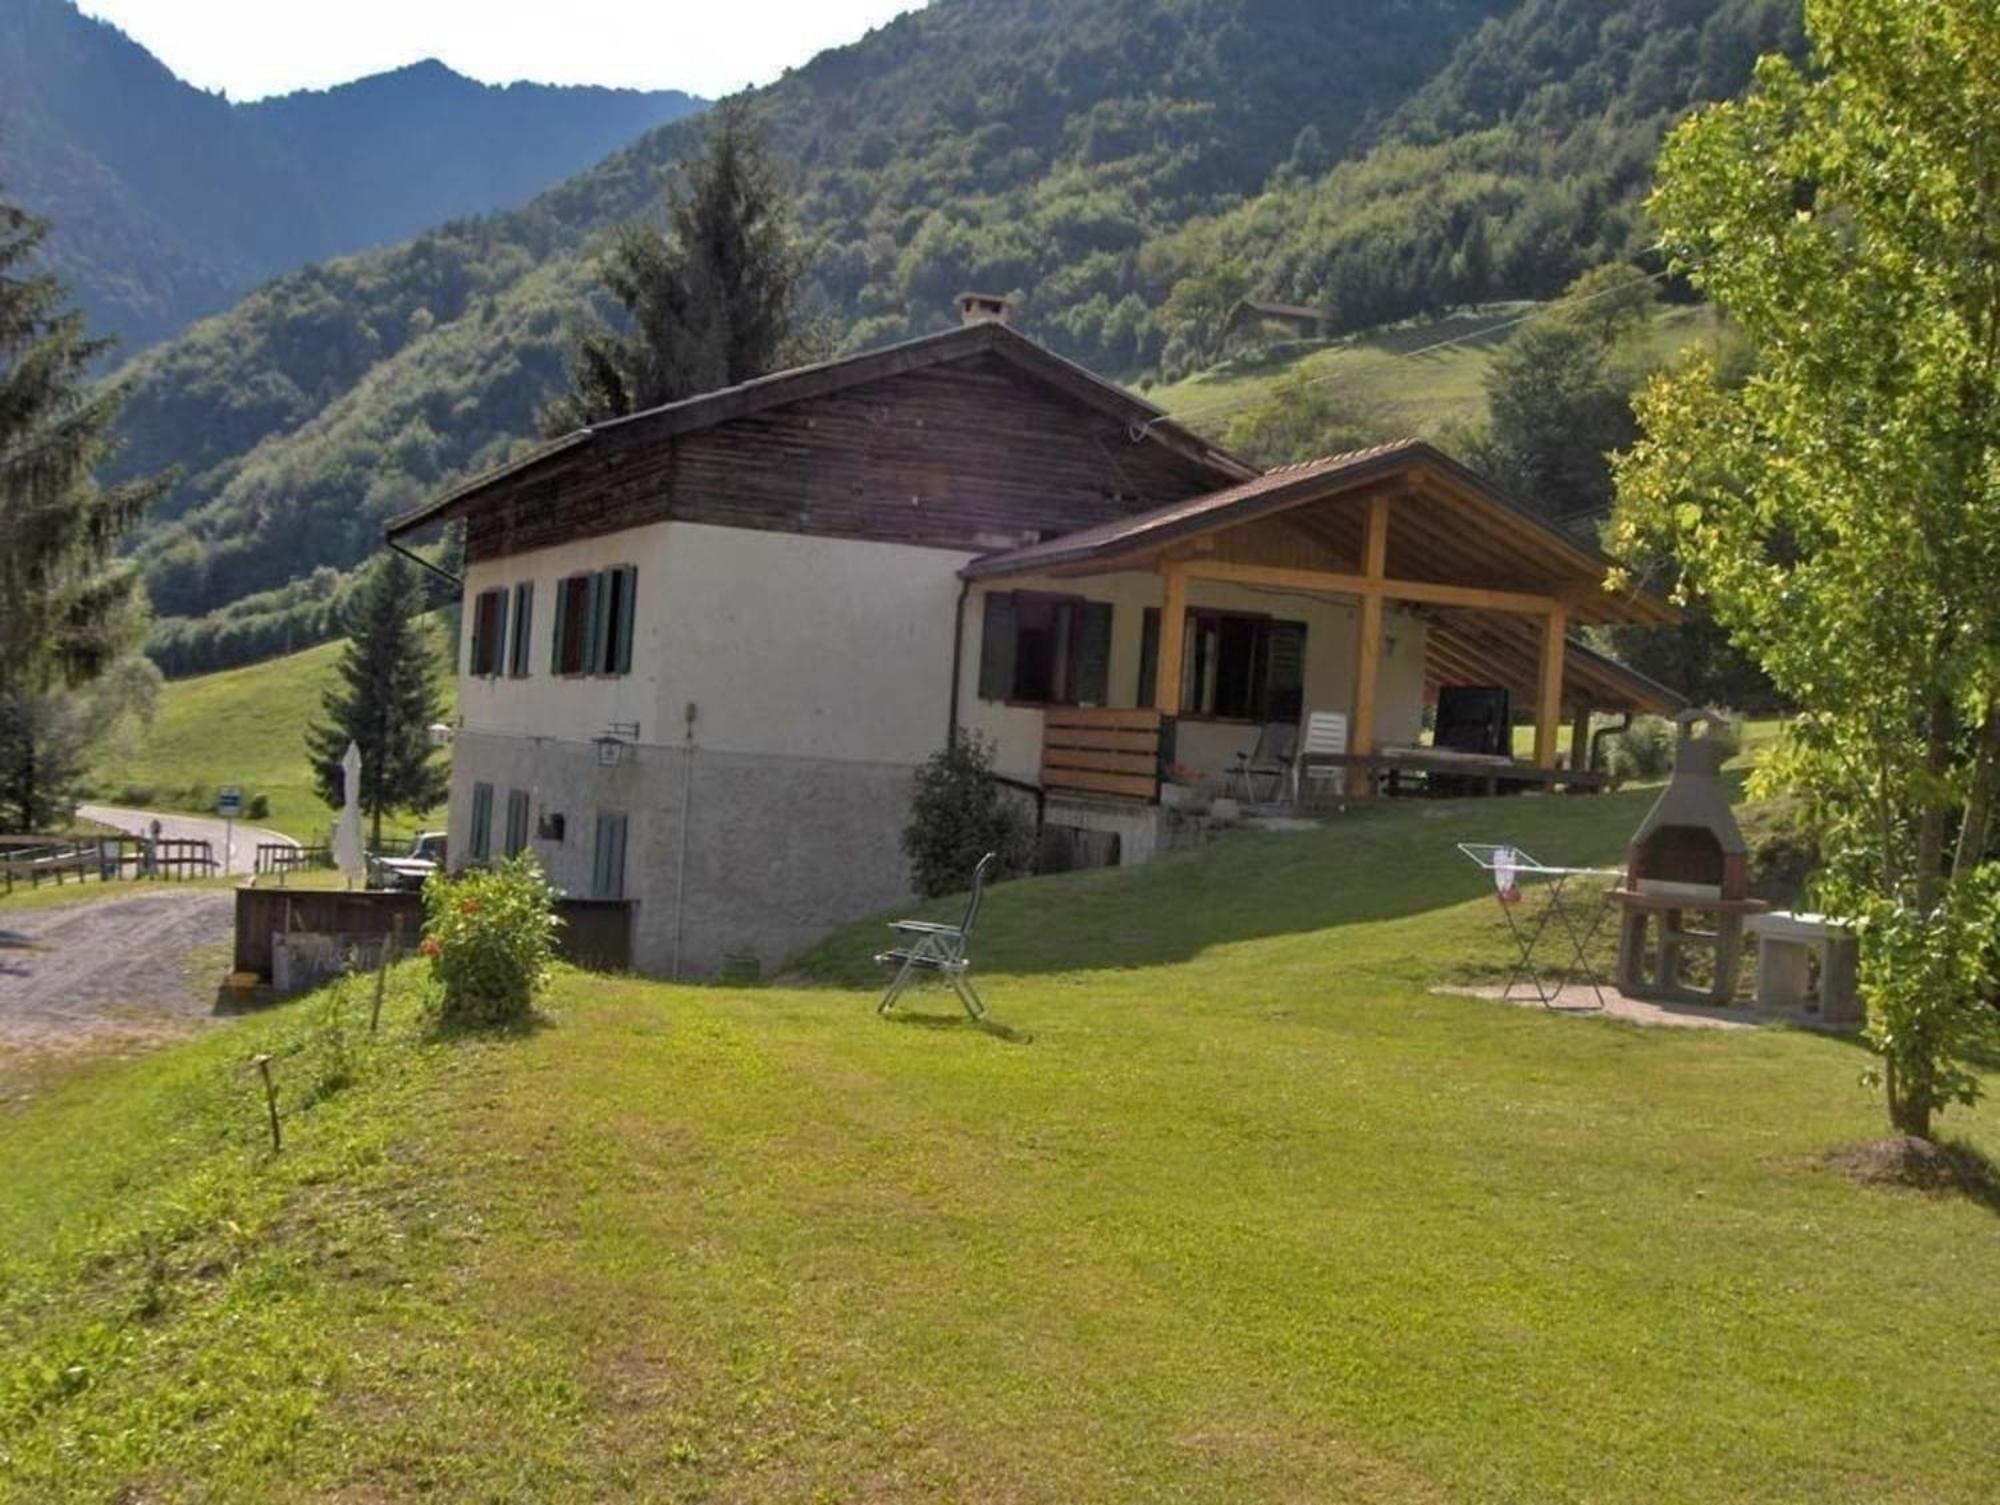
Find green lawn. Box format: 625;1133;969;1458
86;623;454;844
1148;302;1726;444
2;790;1994;1501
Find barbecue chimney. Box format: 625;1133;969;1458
1611;710;1768;1005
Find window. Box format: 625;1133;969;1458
469;782;494;862
507;582;534;678
592;812;628;900
977;591;1113;705
551;566;638;677
1139;609;1306;721
503;789;531;857
467;588;508;677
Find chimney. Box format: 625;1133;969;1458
956;291;1012;327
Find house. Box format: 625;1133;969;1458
1222;297;1330;347
386;299;1676;978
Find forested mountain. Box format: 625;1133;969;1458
0;0;701;350
100;0;1803;676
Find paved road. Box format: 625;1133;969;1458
77;803;296;877
0;888;236;1054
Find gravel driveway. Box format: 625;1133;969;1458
0;888;236;1055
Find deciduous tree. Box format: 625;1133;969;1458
1611;0;2000;1138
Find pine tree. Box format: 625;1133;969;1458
542;98;809;434
0;192;166;699
305;552;449;852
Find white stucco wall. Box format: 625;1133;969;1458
458;522;969;765
460;523;1432;781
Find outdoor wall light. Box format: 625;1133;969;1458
595;721;641;766
427;721;455;748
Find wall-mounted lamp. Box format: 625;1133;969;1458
427;721;455;748
595;721;640;766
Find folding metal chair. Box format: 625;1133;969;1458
1229;721;1296;803
876;851;996;1020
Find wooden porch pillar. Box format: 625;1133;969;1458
1154;563;1186;714
1349;495;1391;798
1535;605;1568;769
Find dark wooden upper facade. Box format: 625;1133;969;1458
391;324;1250;566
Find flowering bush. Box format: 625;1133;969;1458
421;854;561;1028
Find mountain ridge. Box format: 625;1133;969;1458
0;0;703;351
91;0;1800;676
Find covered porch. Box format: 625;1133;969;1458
958;440;1679;812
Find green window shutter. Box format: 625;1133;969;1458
510;583;534;678
593;812;628;899
977;592;1017;701
551;579;570;673
505;789;530;855
1137;607;1160;709
1076;601;1114;705
470;782;493;862
585;571;609;675
613;566;637;675
1262;620;1307;722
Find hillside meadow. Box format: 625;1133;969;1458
3;789;1994;1502
86;619;455;844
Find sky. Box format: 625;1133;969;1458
77;0;926;101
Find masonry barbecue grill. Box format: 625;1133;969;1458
1610;711;1768;1006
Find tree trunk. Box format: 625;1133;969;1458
1884;1058;1932;1140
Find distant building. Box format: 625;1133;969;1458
1222;297;1330;347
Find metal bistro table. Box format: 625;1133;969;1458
1457;843;1622;1011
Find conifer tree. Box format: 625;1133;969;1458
542;98;810;433
0;193;165;698
305;552;449;851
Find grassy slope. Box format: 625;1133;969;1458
1147;302;1727;444
88;623;454;844
3;790;1995;1502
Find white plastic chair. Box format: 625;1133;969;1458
1292;711;1349;806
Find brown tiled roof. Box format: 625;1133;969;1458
959;439;1431;578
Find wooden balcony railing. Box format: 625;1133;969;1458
1040;707;1165;803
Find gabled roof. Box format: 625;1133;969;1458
958;438;1674;628
1230;298;1325;323
386;320;1254;540
960;440;1431;578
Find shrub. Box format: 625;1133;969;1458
1608;716;1675;780
421;854;560;1029
247;793;270;820
902;732;1032;899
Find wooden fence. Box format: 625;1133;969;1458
1040;707;1166;802
233;888;633;979
256;842;329;877
0;834;216;893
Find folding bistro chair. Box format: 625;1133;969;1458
1229;721;1297;803
876;851;996;1020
